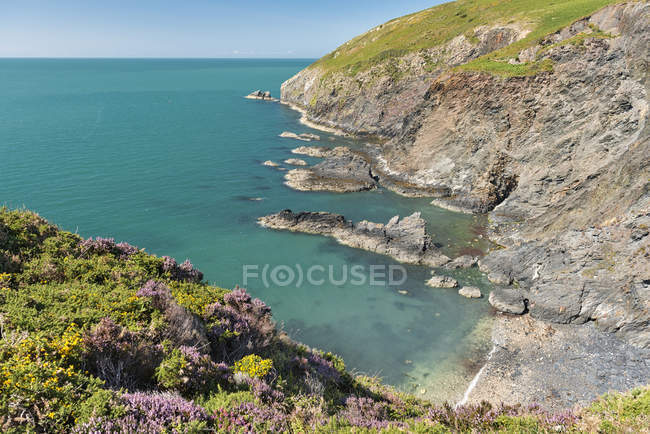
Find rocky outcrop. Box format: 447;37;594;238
279;131;321;141
280;3;650;347
488;288;527;315
262;160;280;167
283;158;307;166
426;274;459;288
284;146;378;192
445;255;479;269
282;26;525;137
459;286;482;299
246;90;277;101
291;146;333;158
258;210;450;267
467;315;650;410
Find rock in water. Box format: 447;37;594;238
445;255;479;269
459;286;482;298
291;146;332;158
258;210;450;267
283;158;308;166
262;160;280;167
489;288;527;314
426;275;459;288
284;146;378;193
245;90;277;101
279;131;321;141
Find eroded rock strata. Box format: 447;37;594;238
468;315;650;410
284;146;378;192
258;210;450;267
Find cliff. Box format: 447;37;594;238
282;1;649;347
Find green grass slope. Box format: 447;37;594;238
312;0;626;76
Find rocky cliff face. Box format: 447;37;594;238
281;3;649;347
281;25;525;137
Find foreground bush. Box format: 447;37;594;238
0;208;645;433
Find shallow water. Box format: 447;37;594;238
0;59;493;400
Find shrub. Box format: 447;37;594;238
0;328;104;432
83;317;162;389
74;392;212;433
213;402;288;433
137;279;173;310
0;272;11;290
161;256;203;283
234;354;273;379
340;396;393;429
204;288;276;361
79;237;117;256
155;347;231;397
580;386;650;433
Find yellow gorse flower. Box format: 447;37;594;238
0;272;12;291
233;354;273;379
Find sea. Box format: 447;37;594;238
0;58;494;402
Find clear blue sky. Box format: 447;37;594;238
1;0;445;58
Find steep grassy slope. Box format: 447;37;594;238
312;0;622;76
1;208;647;432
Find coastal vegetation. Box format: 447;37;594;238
312;0;627;77
1;207;647;432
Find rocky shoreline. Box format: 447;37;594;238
467;314;650;411
258;209;450;267
281;1;650;347
275;99;650;412
264;1;649;410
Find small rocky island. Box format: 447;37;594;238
245;90;277;101
259;210;450;267
279;131;320;141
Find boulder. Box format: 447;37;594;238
445;255;479;269
488;288;527;314
284;158;308;166
459;286;482;298
426;275;459;288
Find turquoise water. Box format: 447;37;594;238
0;59;492;400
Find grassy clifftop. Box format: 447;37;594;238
312;0;623;76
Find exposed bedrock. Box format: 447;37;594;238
481;202;650;347
281;25;524;137
488;288;527;315
467;315;650;410
426;274;459;289
281;3;650;346
258;210;450;267
291;146;333;158
284;146;378;192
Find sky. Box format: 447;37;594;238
0;0;445;58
